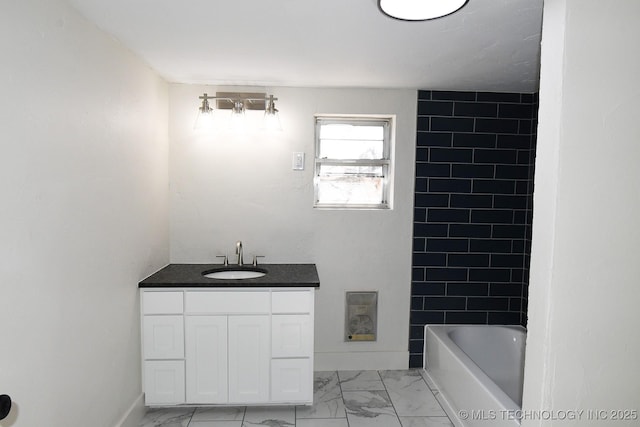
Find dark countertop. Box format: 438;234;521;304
139;263;320;288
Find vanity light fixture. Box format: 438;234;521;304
263;95;282;131
229;99;246;130
193;93;216;130
194;92;282;131
378;0;468;21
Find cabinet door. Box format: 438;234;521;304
272;315;312;358
271;358;312;403
143;315;184;359
228;315;270;403
185;316;228;403
144;360;185;405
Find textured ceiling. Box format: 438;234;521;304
66;0;543;92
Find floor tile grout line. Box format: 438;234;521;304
378;370;405;427
186;407;195;427
416;368;452;421
335;370;352;427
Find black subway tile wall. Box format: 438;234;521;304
410;90;537;368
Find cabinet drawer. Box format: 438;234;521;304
271;358;312;403
185;291;270;314
144;360;185;405
272;314;312;358
143;291;184;314
271;290;312;314
143;315;185;359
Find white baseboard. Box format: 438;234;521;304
113;393;145;427
314;351;409;371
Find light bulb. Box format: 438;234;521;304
229;100;246;131
194;93;216;131
263;95;282;131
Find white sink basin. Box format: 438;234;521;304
203;269;266;280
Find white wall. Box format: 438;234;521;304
523;0;640;424
0;1;169;426
169;84;416;369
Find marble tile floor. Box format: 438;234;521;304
140;369;453;427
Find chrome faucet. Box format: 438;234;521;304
235;240;244;266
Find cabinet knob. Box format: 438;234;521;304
0;394;11;420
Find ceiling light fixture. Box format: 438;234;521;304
194;92;281;131
378;0;468;21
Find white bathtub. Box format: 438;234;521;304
423;325;526;427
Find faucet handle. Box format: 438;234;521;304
252;255;265;266
216;255;228;266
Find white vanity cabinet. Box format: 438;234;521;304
140;287;314;406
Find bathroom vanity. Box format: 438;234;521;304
138;264;319;406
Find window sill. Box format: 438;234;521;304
313;203;391;210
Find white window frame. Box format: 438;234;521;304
314;115;393;210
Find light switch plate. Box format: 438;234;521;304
292;152;305;170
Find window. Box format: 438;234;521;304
314;116;393;209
